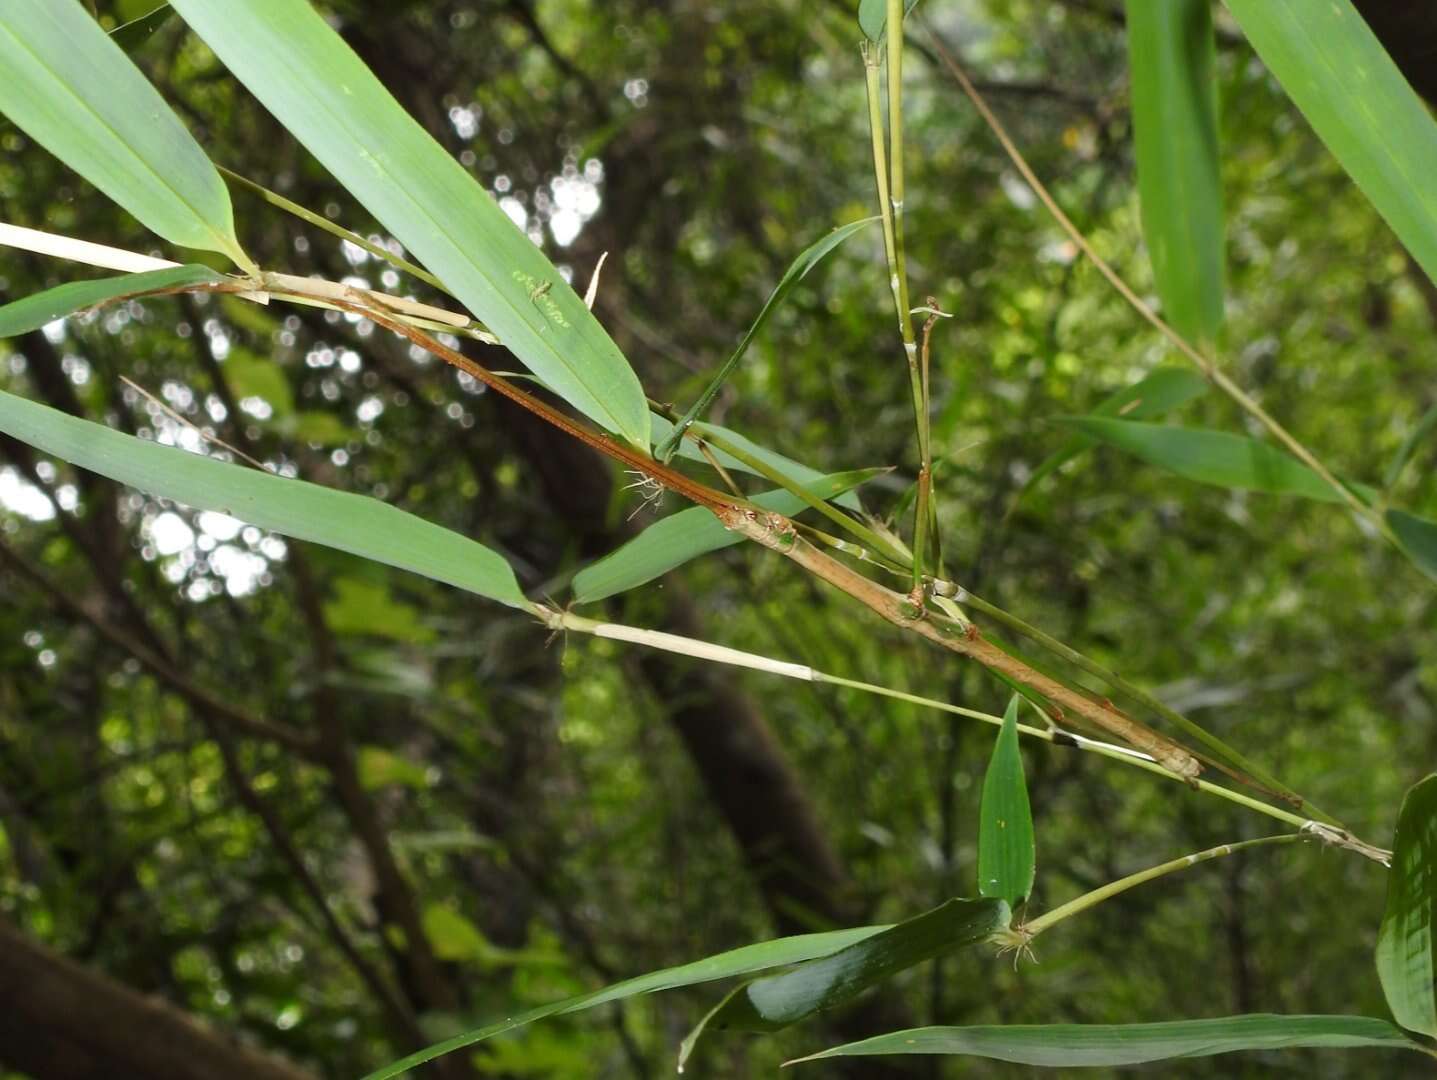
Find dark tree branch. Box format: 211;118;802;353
0;540;315;755
203;718;423;1045
0;917;316;1080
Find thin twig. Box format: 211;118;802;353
0;539;314;755
923;26;1392;542
119;376;266;471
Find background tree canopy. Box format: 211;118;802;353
0;1;1434;1077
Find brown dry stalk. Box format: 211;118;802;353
179;279;1207;781
715;504;1204;781
294;287;740;513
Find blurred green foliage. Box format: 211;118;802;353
0;1;1433;1077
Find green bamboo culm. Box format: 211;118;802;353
866;0;932;598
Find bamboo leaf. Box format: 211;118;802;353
0;389;529;611
421;904;491;963
1125;0;1224;351
282;411;356;448
1055;419;1437;581
678;898;1009;1070
571;469;882;604
222;347;295;418
0;266;224;339
650;415;864;510
361;924;890;1080
324;579;433;644
1223;0;1437;285
1021;368;1209;497
357;747;430;792
0;0;250;268
1377;774;1437;1036
858;0;922;43
169;0;650;448
978;695;1034;907
788;1015;1420;1067
1387;511;1437;583
1053;418;1370;504
1385;404;1437;493
656;217;879;460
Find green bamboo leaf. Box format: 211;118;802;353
1387;510;1437;583
356;747;430;792
1056;418;1437;579
1385;404;1437;493
324;579;433;644
1053;417;1371;504
169;0;649;448
222;347;295;418
361;924;889;1080
656;217;879;461
1223;0;1437;284
1377;774;1437;1035
1021;368;1209;497
788;1015;1420;1067
649;415;862;510
0;1;250;269
0;389;529;611
978;695;1034;907
420;904;491;964
281;411;356;448
858;0;922;43
1125;0;1224;351
0;266;224;339
572;468;883;604
678;898;1009;1070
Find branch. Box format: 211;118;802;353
921;26;1392;544
202;718;422;1045
0;540;315;756
0;917;315;1080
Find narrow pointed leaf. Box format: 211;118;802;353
0;390;528;610
360;924;888;1080
657;217;879;459
1387;510;1437;583
679;898;1008;1069
858;0;922;43
1125;0;1224;350
788;1015;1420;1067
1022;369;1209;496
169;0;649;448
978;695;1034;906
1385;404;1437;492
0;0;248;267
1053;418;1372;505
0;266;225;339
650;415;865;512
572;469;883;604
1377;774;1437;1036
1223;0;1437;284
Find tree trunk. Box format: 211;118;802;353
0;918;315;1080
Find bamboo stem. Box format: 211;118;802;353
45;266;1343;842
718;505;1205;780
866;30;932;595
649;398;913;565
219;165;456;298
536;606;1385;853
1023;834;1304;938
930;579;1334;824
